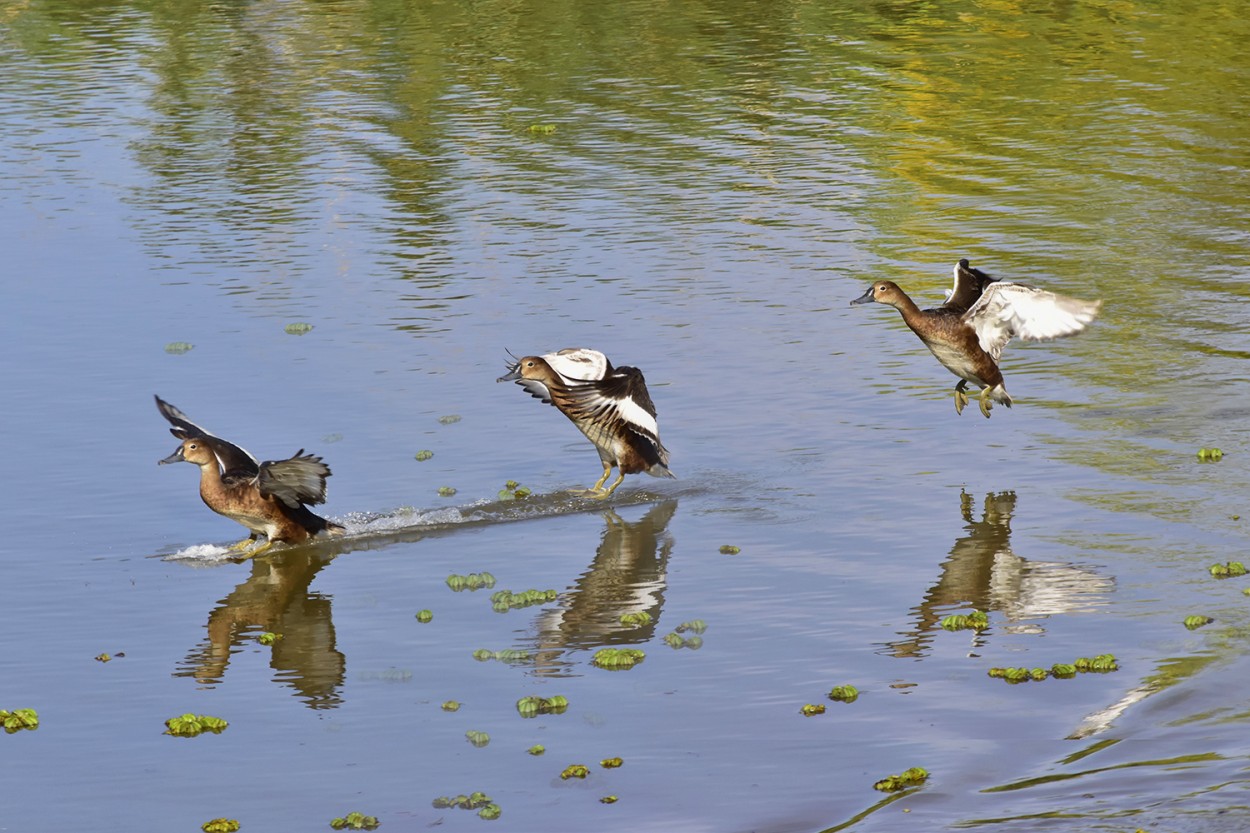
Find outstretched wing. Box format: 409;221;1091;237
154;395;259;476
940;259;999;313
964;283;1102;361
544;348;609;382
563;367;669;468
258;450;332;508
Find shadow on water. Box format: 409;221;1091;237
884;490;1114;659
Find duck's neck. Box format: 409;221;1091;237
196;460;227;504
887;294;925;329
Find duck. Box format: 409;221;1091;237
498;348;674;498
156;395;345;556
851;261;1101;418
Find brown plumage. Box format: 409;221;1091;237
498;348;673;498
156;395;345;556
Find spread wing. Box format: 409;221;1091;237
563;367;669;466
544;347;609;382
258;450;332;508
964;283;1102;361
154;395;259;476
939;259;999;313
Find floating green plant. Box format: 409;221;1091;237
528;124;557;134
1072;654;1119;672
528;744;546;755
414;450;434;462
164;713;228;737
0;708;39;733
490;588;558;611
1197;447;1223;462
600;757;623;769
940;610;989;631
95;653;112;662
592;648;645;670
827;685;859;703
201;820;240;833
1184;615;1214;630
560;764;589;780
800;704;826;716
415;610;433;623
441;701;461;712
1209;562;1247;579
257;632;281;645
718;545;741;555
663;632;702;649
465;730;490;747
873;766;929;792
329;812;379;830
497;481;533;501
164;341;194;354
1050;663;1077;679
478;804;501;820
675;619;707;634
600;796;618;804
516;695;568;717
619;611;652;628
992;654;1118;683
438;414;461;425
446;572;496;592
284;322;314;335
432;792;492;810
437;486;457;497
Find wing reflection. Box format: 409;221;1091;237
174;549;345;709
525;500;678;676
886;491;1113;658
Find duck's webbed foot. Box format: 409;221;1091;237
231;539;274;561
978;388;994;419
954;381;970;415
571;462;615;499
229;535;258;552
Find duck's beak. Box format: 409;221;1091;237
159;446;185;465
850;286;877;306
496;365;521;383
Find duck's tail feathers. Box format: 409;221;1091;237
646;462;676;479
324;521;347;537
988;385;1012;407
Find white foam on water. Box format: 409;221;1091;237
164;543;235;563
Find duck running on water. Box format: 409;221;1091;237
156;395;345;557
852;260;1101;417
498;348;674;498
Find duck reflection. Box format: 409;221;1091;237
174;548;344;709
886;491;1113;658
526;500;678;676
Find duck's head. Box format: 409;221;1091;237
497;355;554;384
851;281;907;308
160;437;215;467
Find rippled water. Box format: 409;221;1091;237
4;1;1250;830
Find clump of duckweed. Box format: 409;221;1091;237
516;695;568;718
991;654;1119;684
528;124;557;135
284;322;314;335
437;486;457;497
1209;562;1247;579
164;341;194;354
662;632;703;649
95;653;112;662
257;632;281;645
1197;447;1223;462
329;812;379;830
201;819;239;833
1072;654;1119;672
490;588;557;612
873;766;929;792
497;480;533;501
940;610;990;631
414;450;433;462
477;804;501;820
445;572;496;592
437;414;461;425
528;744;545;755
415;610;433;623
164;714;228;737
441;701;460;712
827;685;859;703
465;730;490;747
560;764;589;780
675;619;707;634
600;757;623;769
473;648;531;664
1050;663;1077;679
1184;615;1214;630
619;611;652;628
592;648;645;670
600;796;618;804
800;704;826;717
1;708;39;733
718;545;741;555
432;792;492;811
